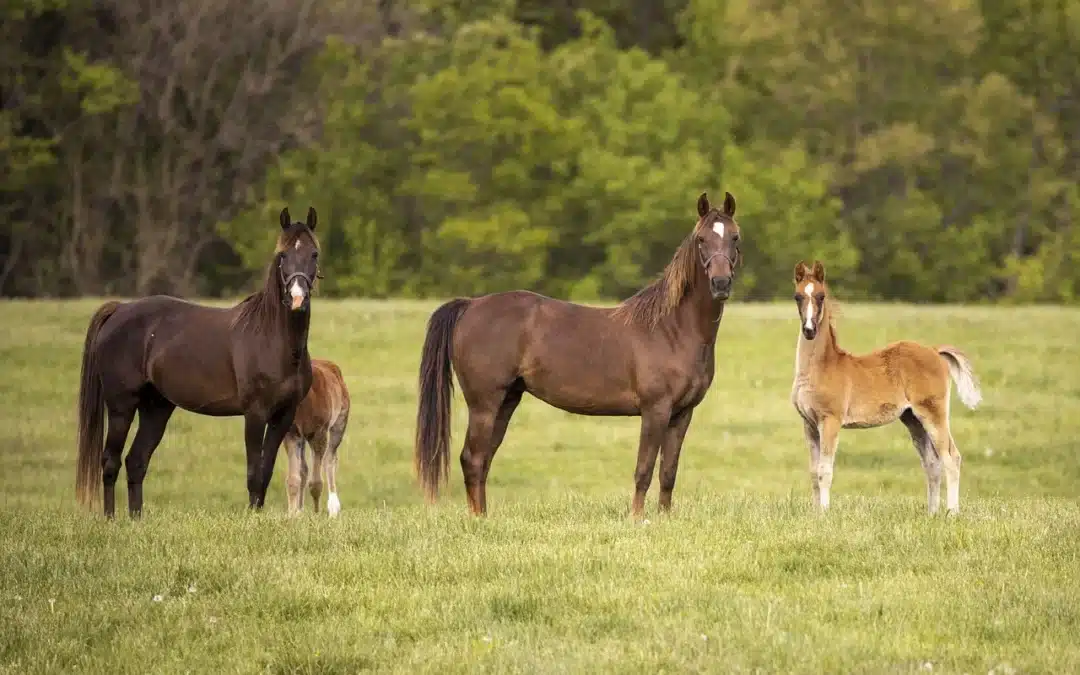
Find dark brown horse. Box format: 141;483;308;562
75;207;320;518
414;191;743;518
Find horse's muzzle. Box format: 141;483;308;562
802;326;818;340
710;276;732;299
288;279;310;311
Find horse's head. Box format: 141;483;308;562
276;206;320;312
694;191;741;300
793;260;827;340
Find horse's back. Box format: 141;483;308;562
94;295;243;412
877;340;950;377
93;296;230;369
453;290;640;414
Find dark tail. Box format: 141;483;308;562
75;301;121;510
414;298;471;503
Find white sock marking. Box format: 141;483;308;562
327;492;341;517
712;221;725;238
804;283;815;330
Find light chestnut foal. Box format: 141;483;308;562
282;359;350;517
790;261;982;515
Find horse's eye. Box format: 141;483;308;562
793;294;802;303
732;233;740;243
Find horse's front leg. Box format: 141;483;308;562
658;407;694;513
816;416;842;511
244;413;267;509
631;404;671;520
257;404;299;508
801;417;821;506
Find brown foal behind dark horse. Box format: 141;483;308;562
75;207;320;518
414;191;743;518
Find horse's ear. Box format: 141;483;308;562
812;260;826;282
723;191;736;217
794;261;810;283
279;207;291;230
306;206;317;231
697;192;710;218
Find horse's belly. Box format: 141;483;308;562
525;372;639;417
842;401;903;429
150;360;243;416
175;399;243;417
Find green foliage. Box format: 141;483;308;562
548;12;728;298
5;0;1080;303
716;141;852;299
59;49;140;116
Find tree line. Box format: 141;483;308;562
3;0;1078;303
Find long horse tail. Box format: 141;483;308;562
938;345;982;410
414;298;471;503
75;301;122;509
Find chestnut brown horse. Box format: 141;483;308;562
414;191;743;518
790;260;982;515
75;207;320;518
281;358;350;518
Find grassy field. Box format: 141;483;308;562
1;297;1079;674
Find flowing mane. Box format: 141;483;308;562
232;224;320;332
610;231;700;327
817;287;847;354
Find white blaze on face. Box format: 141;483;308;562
294;240;301;250
712;221;725;238
803;283;815;330
289;279;305;309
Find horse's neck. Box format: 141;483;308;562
672;276;725;350
286;310;311;356
255;281;311;358
795;309;839;379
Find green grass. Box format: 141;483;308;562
1;298;1079;674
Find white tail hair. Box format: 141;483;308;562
938;346;982;410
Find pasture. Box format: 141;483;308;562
1;298;1079;674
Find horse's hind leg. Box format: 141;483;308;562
945;431;962;513
102;402;137;519
461;384;523;516
323;410;348;517
901;409;941;514
125;390;176;518
311;431;342;518
308;438;325;514
323;442;341;518
911;399;960;514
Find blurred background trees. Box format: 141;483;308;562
3;0;1078;302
